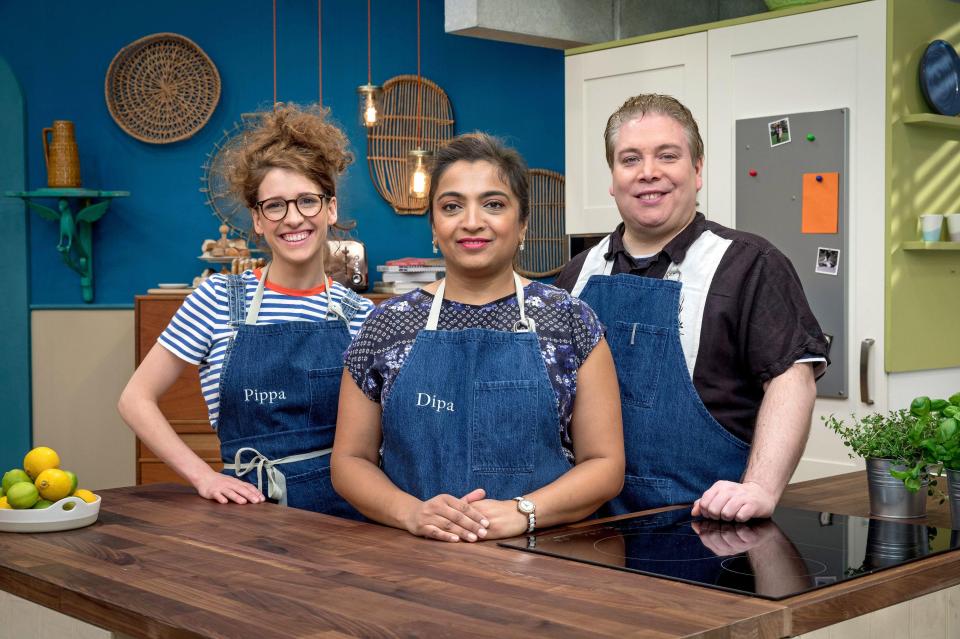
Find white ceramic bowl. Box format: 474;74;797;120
0;495;101;533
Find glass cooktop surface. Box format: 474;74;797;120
498;506;960;600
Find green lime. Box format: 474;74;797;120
32;499;53;509
6;481;39;509
63;470;78;495
2;469;31;494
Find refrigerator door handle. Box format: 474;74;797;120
860;338;875;405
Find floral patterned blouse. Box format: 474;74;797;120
343;282;604;460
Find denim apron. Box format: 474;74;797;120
578;271;749;516
217;264;363;518
381;273;572;501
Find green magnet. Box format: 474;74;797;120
806;133;816;141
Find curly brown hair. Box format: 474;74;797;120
227;103;354;234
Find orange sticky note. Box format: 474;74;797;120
801;172;839;234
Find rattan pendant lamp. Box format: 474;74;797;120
407;0;432;199
357;0;382;127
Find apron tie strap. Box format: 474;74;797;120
222;446;331;506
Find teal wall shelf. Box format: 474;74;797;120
4;189;129;303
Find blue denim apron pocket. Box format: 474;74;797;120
471;379;537;474
607;321;669;408
602;475;674;517
308;366;344;431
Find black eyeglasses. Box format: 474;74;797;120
255;193;329;222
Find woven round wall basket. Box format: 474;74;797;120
367;75;455;214
105;33;221;144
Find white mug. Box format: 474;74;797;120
945;214;960;242
919;214;943;242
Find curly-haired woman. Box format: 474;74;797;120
119;104;374;516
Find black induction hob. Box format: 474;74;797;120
498;506;960;600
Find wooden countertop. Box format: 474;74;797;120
0;473;957;638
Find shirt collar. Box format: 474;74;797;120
605;212;708;266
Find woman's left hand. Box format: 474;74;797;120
471;499;528;539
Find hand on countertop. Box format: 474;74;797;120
691;480;776;522
470;499;530;540
403;488;490;543
194;470;266;505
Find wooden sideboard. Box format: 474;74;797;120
133;291;391;486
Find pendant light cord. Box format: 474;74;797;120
367;0;372;85
318;0;323;106
272;0;277;106
416;0;422;146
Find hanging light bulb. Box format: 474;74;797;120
407;148;432;199
357;0;382;127
357;84;382;128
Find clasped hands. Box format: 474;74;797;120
403;488;528;543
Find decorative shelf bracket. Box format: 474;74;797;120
3;188;129;302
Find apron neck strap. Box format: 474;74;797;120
246;263;344;325
426;272;534;333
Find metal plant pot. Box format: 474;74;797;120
862;517;930;569
947;468;960;529
866;458;927;519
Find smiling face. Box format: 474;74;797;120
252;167;336;271
431;160;526;280
609;113;703;251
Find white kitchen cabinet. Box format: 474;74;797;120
564;31;707;236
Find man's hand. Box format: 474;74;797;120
691;480;776;522
690;518;780;556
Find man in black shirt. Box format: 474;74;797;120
555;94;828;522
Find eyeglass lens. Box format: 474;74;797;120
260;194;325;221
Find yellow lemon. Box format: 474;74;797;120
0;496;10;509
73;489;98;503
7;482;39;509
35;468;72;501
23;447;60;480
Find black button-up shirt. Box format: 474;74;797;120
555;213;829;443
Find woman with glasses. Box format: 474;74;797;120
119;103;374;517
332;134;624;541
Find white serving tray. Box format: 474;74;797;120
0;495;101;533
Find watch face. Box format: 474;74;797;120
518;499;535;514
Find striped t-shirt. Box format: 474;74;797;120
158;270;374;431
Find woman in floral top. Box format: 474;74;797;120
332;133;623;542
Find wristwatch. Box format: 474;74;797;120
514;496;536;533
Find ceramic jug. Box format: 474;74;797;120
42;120;81;188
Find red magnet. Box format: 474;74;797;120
749;169;758;177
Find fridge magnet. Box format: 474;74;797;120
769;117;791;147
815;247;839;276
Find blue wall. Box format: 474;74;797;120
0;0;564;306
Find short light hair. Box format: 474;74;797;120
604;94;704;168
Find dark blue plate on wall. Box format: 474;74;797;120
919;39;960;116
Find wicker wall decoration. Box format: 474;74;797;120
105;33;221;144
367;75;454;214
515;169;568;278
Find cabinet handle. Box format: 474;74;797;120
860;338;875;405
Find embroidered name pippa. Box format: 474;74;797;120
244;389;287;404
416;392;455;412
